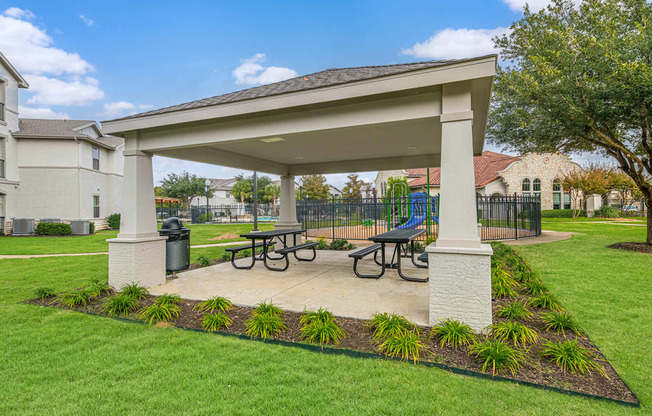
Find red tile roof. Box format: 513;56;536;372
407;151;520;188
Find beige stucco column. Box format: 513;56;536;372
275;174;301;245
426;82;493;332
107;132;166;289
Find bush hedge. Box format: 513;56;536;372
541;209;585;218
106;213;120;230
198;213;213;223
89;222;95;234
35;222;72;236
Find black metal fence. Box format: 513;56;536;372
297;194;540;242
190;203;278;224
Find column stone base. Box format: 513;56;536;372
427;243;493;332
108;236;167;289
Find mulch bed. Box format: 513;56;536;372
607;242;652;255
27;293;638;406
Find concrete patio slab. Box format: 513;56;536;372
149;249;430;325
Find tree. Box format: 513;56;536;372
488;0;652;243
607;169;643;209
159;172;212;211
301;174;331;200
561;165;610;218
262;184;281;205
384;176;410;198
341;174;368;199
230;174;272;203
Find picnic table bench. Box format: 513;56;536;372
236;229;318;272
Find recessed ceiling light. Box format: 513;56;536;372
260;137;286;143
408;146;417;150
294;156;304;160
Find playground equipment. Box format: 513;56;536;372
386;181;410;229
396;192;439;229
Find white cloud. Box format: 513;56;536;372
18;105;70;119
4;7;34;19
0;9;94;75
402;27;509;60
101;101;136;116
233;53;298;86
502;0;580;12
79;14;94;27
25;75;104;106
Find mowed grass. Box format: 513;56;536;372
0;223;274;255
0;222;650;414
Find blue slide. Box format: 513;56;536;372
396;193;439;229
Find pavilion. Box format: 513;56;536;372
102;55;497;331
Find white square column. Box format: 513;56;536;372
107;132;166;289
427;82;493;332
274;174;302;247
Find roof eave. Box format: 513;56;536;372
0;52;29;88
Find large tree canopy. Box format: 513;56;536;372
341;174;368;200
489;0;652;242
301;174;331;200
231;174;273;204
159;172;212;211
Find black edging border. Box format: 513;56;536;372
31;303;640;408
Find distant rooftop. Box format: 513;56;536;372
14;118;123;148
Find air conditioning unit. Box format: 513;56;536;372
70;220;90;235
40;218;61;223
13;218;35;236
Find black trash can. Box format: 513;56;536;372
158;217;191;272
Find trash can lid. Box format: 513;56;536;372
159;217;190;235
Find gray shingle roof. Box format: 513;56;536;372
15;118;124;149
109;57;487;122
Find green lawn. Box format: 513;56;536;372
0;222;650;414
0;223;274;255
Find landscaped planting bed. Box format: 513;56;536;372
27;242;638;406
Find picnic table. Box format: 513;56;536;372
349;229;428;282
230;229;318;272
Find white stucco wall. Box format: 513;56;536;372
0;61;22;232
374;169;406;197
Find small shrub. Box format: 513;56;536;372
541;209;585;218
329;239;349;250
195;255;212;267
491;268;518;298
299;307;335;326
430;319;475;349
245;313;287;339
346;243;355;250
469;339;525;376
253;301;283;317
528;293;562;311
198;213;213;223
238;249;252;258
490;321;540;346
301;320;347;345
542;311;581;336
155;293;182;306
540;339;606;377
367;312;418;341
496;300;533;320
219;251;231;261
194;296;233;313
201;312;233;332
411;242;425;253
425;236;436;246
35;223;72;236
58;289;91;308
86;277;110;298
523;279;548;296
35;287;56;300
103;293;139;317
594;205;620;218
377;331;427;363
89;222;95;234
106;213;121;230
139;303;181;324
121;282;149;300
316;236;329;250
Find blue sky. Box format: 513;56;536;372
0;0;554;187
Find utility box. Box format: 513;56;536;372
13;218;35;236
70;220;90;235
158;217;191;272
40;218;61;224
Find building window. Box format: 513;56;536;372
0;80;5;122
533;178;541;198
0;138;5;179
552;179;571;209
225;191;230;198
93;195;100;218
522;178;531;196
92;147;100;170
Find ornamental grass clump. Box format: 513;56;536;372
58;289;92;308
34;287;56;301
299;307;335;326
253;301;283;317
201;312;233;332
491;268;518;298
195;255;211;267
540;339;606;377
523;279;548;296
103;293;140;317
86;278;111;298
367;312;419;341
377;330;427;364
528;292;563;311
490;321;540;346
496;300;533;321
469;339;525;376
194;296;233;313
430;319;475;349
245;313;287;339
301;319;347;345
542;311;582;336
154;293;182;306
121;282;149;300
139;303;181;324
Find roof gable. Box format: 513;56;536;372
0;52;29;88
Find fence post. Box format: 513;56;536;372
514;192;518;240
373;194;378;235
331;195;335;240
